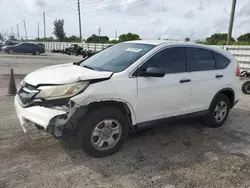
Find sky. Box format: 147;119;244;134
0;0;249;40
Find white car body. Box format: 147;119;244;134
14;40;241;137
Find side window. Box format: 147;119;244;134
213;52;230;69
187;47;216;71
141;47;186;73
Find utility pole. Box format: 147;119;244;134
23;20;27;40
16;24;20;40
227;0;237;45
115;29;117;40
38;22;40;39
98;28;101;41
77;0;82;41
43;11;46;38
11;27;14;36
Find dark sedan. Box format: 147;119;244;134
2;43;45;55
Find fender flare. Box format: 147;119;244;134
209;88;235;109
77;98;137;125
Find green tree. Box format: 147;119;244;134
86;34;109;43
109;39;119;44
9;35;17;41
185;37;190;42
195;39;203;44
237;33;250;42
118;32;140;42
53;19;66;42
0;33;4;41
35;37;55;42
204;33;235;45
66;35;81;42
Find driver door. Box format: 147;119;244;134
134;47;192;123
15;43;26;53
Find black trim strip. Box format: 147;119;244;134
136;110;209;130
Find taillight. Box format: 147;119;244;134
236;64;241;77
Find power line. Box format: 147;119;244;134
81;0;144;16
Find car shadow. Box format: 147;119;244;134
58;107;250;179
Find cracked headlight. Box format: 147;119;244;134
35;82;89;100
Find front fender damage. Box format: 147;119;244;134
46;107;77;137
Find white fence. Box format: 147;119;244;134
42;42;112;52
36;42;250;71
223;46;250;71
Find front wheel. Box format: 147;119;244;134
242;81;250;94
77;107;129;158
8;49;15;54
34;50;40;55
204;94;230;128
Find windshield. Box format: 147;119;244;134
80;43;156;72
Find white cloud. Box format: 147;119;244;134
150;18;161;25
239;2;250;17
197;2;204;11
24;0;47;12
184;9;195;19
0;0;249;40
213;17;229;33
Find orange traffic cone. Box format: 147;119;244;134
7;69;17;96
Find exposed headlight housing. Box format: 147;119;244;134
17;79;25;91
35;82;89;100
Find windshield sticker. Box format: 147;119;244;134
126;48;142;53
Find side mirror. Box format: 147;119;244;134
136;67;165;77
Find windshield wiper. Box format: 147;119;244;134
82;65;96;70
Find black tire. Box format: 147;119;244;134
241;81;250;94
204;94;230;128
77;107;129;158
34;50;40;55
8;49;15;54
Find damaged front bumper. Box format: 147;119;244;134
14;95;77;137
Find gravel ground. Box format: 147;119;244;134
1;54;250;188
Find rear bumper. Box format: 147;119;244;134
14;95;67;133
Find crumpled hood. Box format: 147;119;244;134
24;63;113;86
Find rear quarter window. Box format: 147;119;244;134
213;52;230;69
186;47;216;71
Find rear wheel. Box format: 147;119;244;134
242;81;250;94
34;50;40;55
204;94;230;128
77;107;129;158
8;49;15;54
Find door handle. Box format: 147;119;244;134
180;79;191;83
215;74;224;78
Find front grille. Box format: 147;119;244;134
18;83;39;106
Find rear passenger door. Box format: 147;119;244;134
187;47;224;113
25;44;35;53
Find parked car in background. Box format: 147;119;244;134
14;40;241;157
2;42;45;55
0;40;19;51
37;43;45;48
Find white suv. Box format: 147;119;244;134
14;40;241;157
